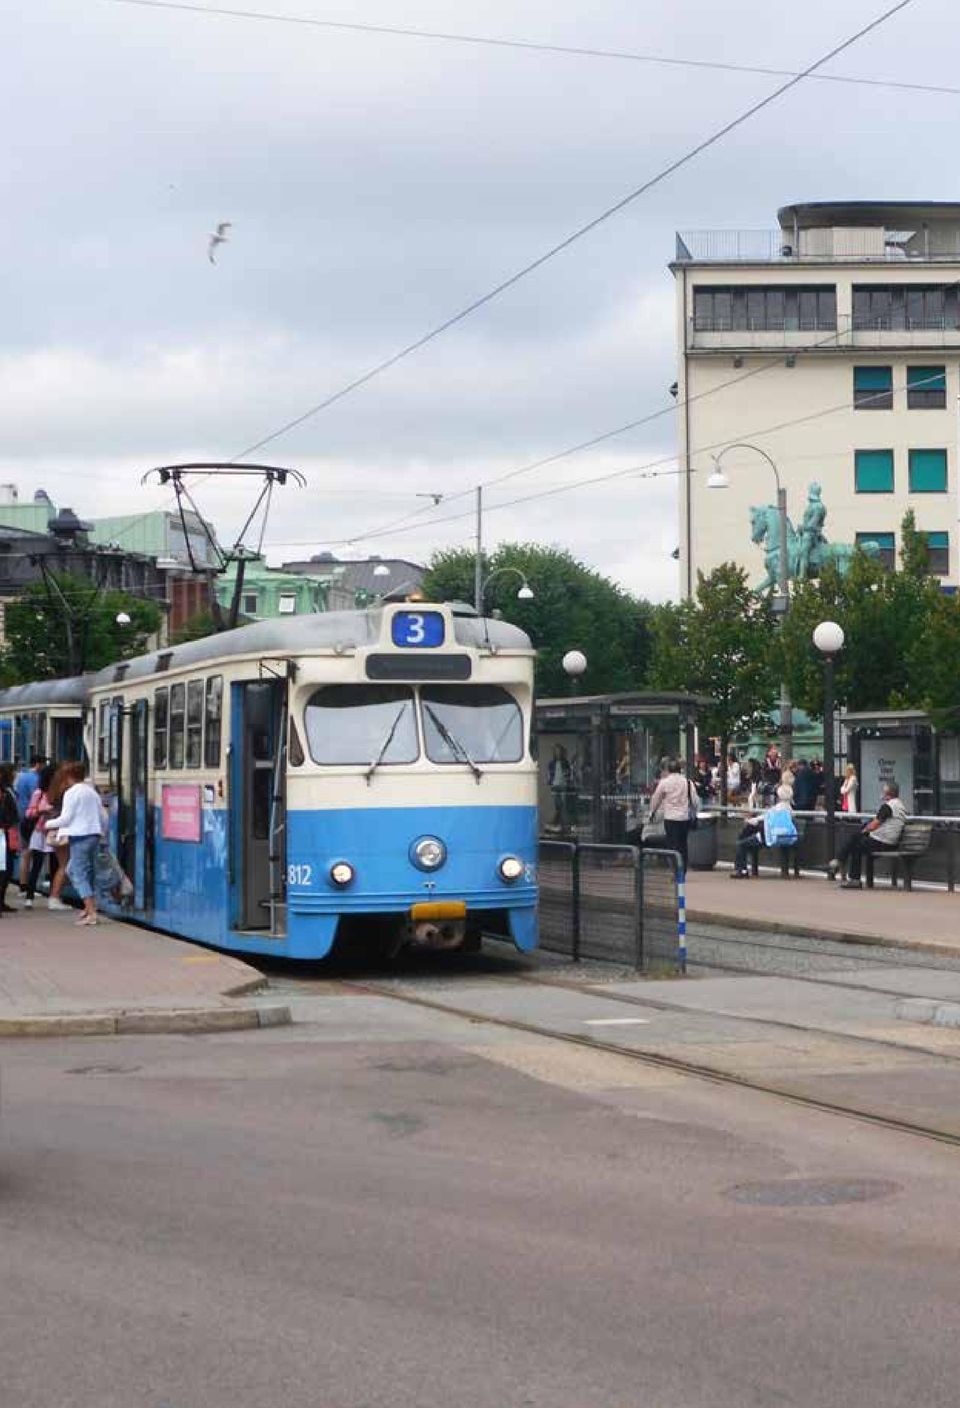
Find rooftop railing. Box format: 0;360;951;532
687;313;960;350
676;230;960;263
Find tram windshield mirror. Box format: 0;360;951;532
421;685;522;765
304;685;418;766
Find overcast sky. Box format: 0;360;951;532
4;0;957;599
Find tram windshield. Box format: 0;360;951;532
421;685;522;764
304;685;418;765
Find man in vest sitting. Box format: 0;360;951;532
827;781;907;890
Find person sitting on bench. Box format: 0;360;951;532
731;785;796;877
827;781;907;890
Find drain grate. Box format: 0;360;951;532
727;1177;900;1207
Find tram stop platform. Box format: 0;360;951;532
686;866;960;955
0;903;290;1037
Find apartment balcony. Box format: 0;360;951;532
676;230;960;264
687;314;960;354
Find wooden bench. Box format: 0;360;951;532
864;820;933;891
748;820;807;879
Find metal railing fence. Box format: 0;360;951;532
538;840;683;973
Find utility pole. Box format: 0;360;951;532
474;485;483;612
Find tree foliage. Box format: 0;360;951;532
775;512;949;717
171;609;220;645
649;563;778;747
0;575;163;682
421;543;654;695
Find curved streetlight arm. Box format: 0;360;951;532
713;441;782;492
479;565;532;605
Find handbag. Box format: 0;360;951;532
642;813;666;842
687;782;699;831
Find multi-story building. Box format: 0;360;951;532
673;201;960;596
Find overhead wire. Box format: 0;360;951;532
107;0;960;100
209;0;918;461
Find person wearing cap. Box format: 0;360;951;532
731;784;795;878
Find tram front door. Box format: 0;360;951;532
232;680;287;932
114;696;151;911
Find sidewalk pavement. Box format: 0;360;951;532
686;865;960;955
0;901;290;1036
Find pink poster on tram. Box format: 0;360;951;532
161;784;202;843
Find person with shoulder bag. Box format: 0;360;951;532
647;758;697;872
0;764;22;914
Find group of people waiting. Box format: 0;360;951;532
693;745;859;815
0;755;109;926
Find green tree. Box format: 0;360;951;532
0;575;163;681
776;512;944;717
649;563;777;789
171;609;220;645
421;543;653;695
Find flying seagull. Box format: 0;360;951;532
208;222;232;264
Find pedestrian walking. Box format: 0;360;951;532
840;764;858;814
0;764;24;913
827;781;907;889
647;758;698;872
24;763;59;908
44;761;107;925
13;752;41;888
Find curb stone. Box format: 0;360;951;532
0;1004;292;1039
687;907;956;958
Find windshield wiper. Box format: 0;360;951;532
423;704;483;783
365;705;408;785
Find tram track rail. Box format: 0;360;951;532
336;974;960;1151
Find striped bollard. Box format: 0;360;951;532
677;866;687;974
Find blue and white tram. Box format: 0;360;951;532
83;602;538;959
0;677;87;766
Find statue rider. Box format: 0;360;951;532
798;482;827;579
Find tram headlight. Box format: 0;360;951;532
330;861;355;888
498;855;524;883
411;836;446;871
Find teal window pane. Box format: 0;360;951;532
907;365;947;408
855;450;894;492
909;448;947;492
856;531;895;569
907;366;946;392
920;531;949;575
853;366;892;409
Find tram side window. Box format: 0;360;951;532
154;688;169;769
169;683;186;769
204;675;223;768
97;701;110;770
303;685;418;765
186;680;204;767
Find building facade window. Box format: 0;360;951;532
853;366;892;409
278;592;297;615
919;531;950;576
242;593;259;615
907;366;947;409
855;449;895;493
856;532;896;571
908;448;947;493
692;285;837;332
852;285;960;331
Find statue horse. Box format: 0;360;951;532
749;503;877;591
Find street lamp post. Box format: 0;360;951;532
562;649;587;696
813;620;845;863
707;441;792;758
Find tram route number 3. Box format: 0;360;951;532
391;611;444;648
288;864;313;886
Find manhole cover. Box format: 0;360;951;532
727;1177;900;1207
66;1065;141;1077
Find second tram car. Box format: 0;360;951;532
69;601;537;959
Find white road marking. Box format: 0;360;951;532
583;1017;651;1026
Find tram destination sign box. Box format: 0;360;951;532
161;784;202;843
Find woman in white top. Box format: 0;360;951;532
45;761;107;926
840;764;858;814
648;758;698;872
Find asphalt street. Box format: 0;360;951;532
3;979;960;1408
